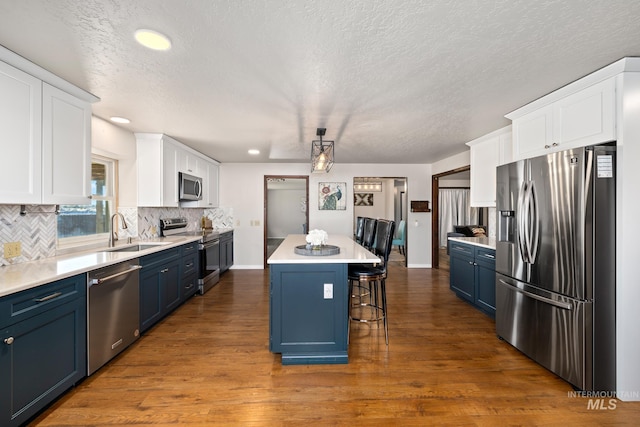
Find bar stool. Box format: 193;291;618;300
351;217;377;302
354;216;365;244
361;217;377;250
348;219;395;344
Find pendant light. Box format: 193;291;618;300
311;128;335;173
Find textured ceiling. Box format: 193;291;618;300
1;0;640;164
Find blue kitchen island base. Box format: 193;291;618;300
281;351;349;365
269;263;349;365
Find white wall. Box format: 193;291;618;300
91;116;137;207
220;163;432;268
432;151;470;175
267;188;306;237
616;72;640;400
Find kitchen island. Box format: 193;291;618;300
267;234;380;365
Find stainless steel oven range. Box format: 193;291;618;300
160;217;220;294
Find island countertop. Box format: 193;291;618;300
448;236;496;250
267;234;380;264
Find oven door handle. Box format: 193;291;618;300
199;239;220;250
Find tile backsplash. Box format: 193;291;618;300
0;204;57;266
1;204;233;266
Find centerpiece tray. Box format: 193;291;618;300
294;244;340;256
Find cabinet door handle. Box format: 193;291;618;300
552;142;558;147
4;337;14;345
185;283;194;290
161;268;169;273
186;262;194;268
34;292;62;302
468;261;474;265
544;144;551;149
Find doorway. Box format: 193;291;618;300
431;166;470;269
353;177;407;267
264;176;309;267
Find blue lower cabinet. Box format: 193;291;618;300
449;241;496;317
270;263;348;364
449;245;475;303
181;273;199;301
180;243;199;303
139;248;181;333
475;248;497;315
0;274;86;427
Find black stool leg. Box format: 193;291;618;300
381;278;388;345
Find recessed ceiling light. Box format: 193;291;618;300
248;149;260;155
110;116;131;124
134;29;172;51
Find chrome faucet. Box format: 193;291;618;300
109;213;129;247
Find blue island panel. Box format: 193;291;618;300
270;263;348;364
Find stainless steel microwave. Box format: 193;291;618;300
179;172;202;201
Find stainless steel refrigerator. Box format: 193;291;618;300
495;144;616;392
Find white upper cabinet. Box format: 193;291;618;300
162;140;179;207
510;77;616;161
467;125;512;207
136;134;180;207
0;61;42;204
136;133;219;208
42;83;92;204
0;49;98;205
202;161;219;208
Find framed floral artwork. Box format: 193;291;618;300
318;182;346;210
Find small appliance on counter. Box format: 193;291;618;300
160;217;220;294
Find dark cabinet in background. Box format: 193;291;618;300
0;274;86;427
180;242;199;302
220;230;234;273
449;240;496;317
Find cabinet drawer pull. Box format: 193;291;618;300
483;253;495;259
160;268;169;273
185;262;194;268
185;283;194;290
34;292;62;303
4;337;14;345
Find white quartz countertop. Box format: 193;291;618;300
448;236;496;250
268;234;381;264
0;236;202;298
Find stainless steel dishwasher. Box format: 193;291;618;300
87;259;142;375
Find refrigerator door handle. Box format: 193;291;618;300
528;180;540;263
523;180;533;263
498;279;574;310
517;181;529;262
584;149;593;213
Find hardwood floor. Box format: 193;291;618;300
31;264;640;426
